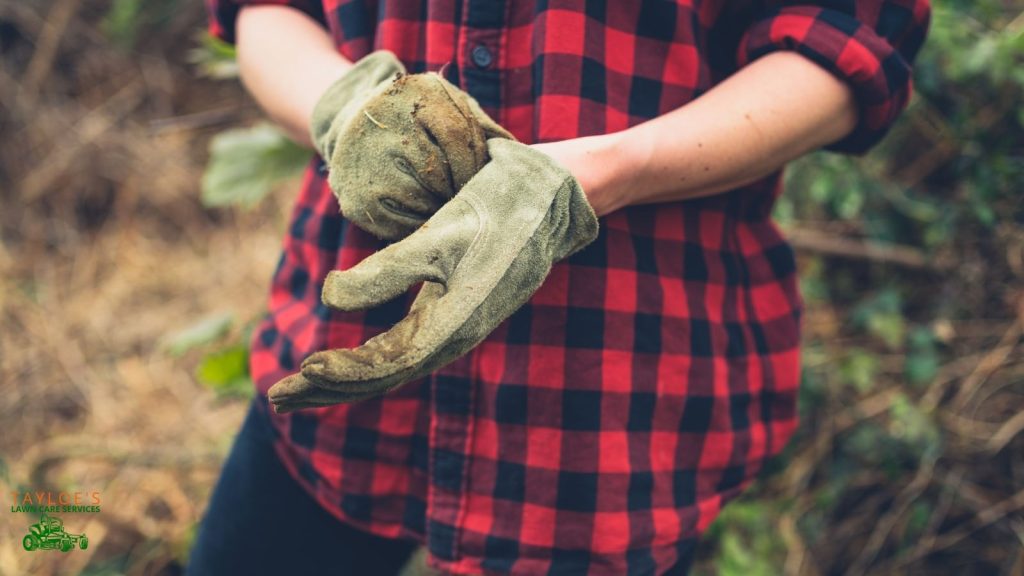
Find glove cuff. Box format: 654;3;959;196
310;50;406;159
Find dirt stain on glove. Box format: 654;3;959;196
329;71;513;239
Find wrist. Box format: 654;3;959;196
308;51;404;158
572;131;634;216
532;130;641;216
596;129;641;213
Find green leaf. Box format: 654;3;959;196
904;500;933;543
853;289;906;350
196;345;252;398
703;499;787;576
102;0;143;48
718;532;756;576
161;312;234;356
202;124;310;209
868;312;906;350
797;258;829;303
840;349;880;393
889;393;942;459
905;327;940;386
189;33;240;79
963;36;998;77
834;187;865;220
196;345;247;386
971;199;996;227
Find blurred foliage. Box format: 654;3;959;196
196;343;253;399
168;313;255;400
696;499;789;576
201;123;310;208
189;34;240;79
101;0;182;49
161;312;235;357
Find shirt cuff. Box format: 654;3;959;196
205;0;326;45
737;6;916;155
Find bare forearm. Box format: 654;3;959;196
535;52;859;216
236;6;352;148
624;51;857;204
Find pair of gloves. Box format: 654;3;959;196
268;52;599;413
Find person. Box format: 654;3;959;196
188;1;931;574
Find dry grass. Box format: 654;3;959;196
0;2;292;573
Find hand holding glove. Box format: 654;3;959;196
311;51;512;239
268;139;599;412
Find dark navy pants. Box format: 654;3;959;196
187;401;419;576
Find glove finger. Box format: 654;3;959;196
448;80;515;142
321;203;475;311
268;373;353;413
409;74;501;191
341;72;481;212
302;282;460;390
336;148;449;239
336;169;439;241
320;246;444;312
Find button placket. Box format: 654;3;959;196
424;1;505;567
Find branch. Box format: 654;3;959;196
785;227;944;270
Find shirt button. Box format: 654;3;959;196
471;45;493;69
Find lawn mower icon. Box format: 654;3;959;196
22;513;89;552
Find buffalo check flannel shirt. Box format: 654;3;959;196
205;1;930;574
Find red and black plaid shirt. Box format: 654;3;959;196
206;1;929;573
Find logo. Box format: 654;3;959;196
8;490;101;554
21;513;89;552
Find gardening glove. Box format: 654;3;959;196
312;50;513;240
268;138;599;412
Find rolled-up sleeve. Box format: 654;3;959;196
737;1;931;155
205;0;326;44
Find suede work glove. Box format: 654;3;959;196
311;50;513;240
268;139;599;412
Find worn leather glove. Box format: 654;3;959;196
311;50;512;239
268;138;599;412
